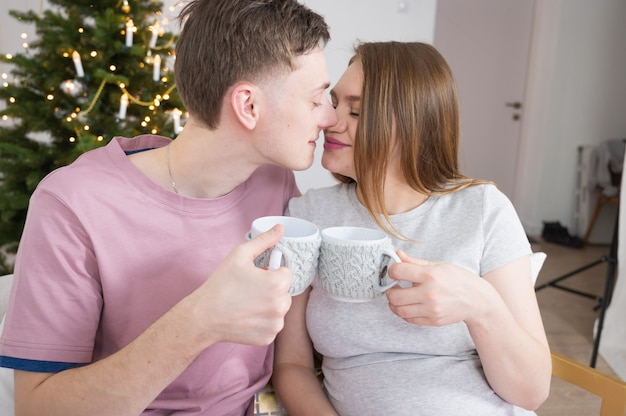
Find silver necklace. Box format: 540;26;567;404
165;145;179;194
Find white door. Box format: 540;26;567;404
433;0;535;199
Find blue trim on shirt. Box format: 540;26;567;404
124;147;155;155
0;356;82;372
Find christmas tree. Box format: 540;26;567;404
0;0;185;271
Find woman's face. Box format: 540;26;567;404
321;60;363;180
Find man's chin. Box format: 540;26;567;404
290;160;315;171
286;152;316;171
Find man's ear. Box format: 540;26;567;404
230;82;259;130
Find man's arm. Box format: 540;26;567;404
14;226;292;416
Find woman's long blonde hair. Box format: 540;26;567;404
332;41;490;238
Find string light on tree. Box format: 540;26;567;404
20;33;29;50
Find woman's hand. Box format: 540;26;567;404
385;250;490;326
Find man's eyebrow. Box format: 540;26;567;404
329;89;360;102
313;82;331;93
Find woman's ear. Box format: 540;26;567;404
230;82;259;130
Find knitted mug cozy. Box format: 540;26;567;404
254;236;321;295
319;240;397;302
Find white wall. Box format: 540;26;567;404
516;0;626;236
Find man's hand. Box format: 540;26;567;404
191;224;293;346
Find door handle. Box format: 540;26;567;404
506;101;522;109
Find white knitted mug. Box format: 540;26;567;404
319;226;401;302
248;216;321;296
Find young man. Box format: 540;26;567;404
0;0;336;414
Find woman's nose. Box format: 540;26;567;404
329;107;349;133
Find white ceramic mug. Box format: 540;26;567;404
248;216;321;296
319;226;402;302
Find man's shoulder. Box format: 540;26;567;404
37;141;120;191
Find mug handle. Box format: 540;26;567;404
248;230;283;271
379;249;401;292
268;248;283;271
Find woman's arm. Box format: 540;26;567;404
273;288;338;416
386;252;551;410
468;255;551;409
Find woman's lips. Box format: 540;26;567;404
324;136;350;151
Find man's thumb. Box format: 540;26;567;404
248;224;283;260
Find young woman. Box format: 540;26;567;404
273;41;551;415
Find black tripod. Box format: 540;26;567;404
535;205;619;368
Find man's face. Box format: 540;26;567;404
254;47;337;171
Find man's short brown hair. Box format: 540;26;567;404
175;0;330;129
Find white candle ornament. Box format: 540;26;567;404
153;54;161;81
149;23;159;49
172;108;182;134
125;20;134;47
72;51;84;78
118;93;128;119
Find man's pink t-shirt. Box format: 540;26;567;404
0;135;299;415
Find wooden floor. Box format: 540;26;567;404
532;238;621;415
